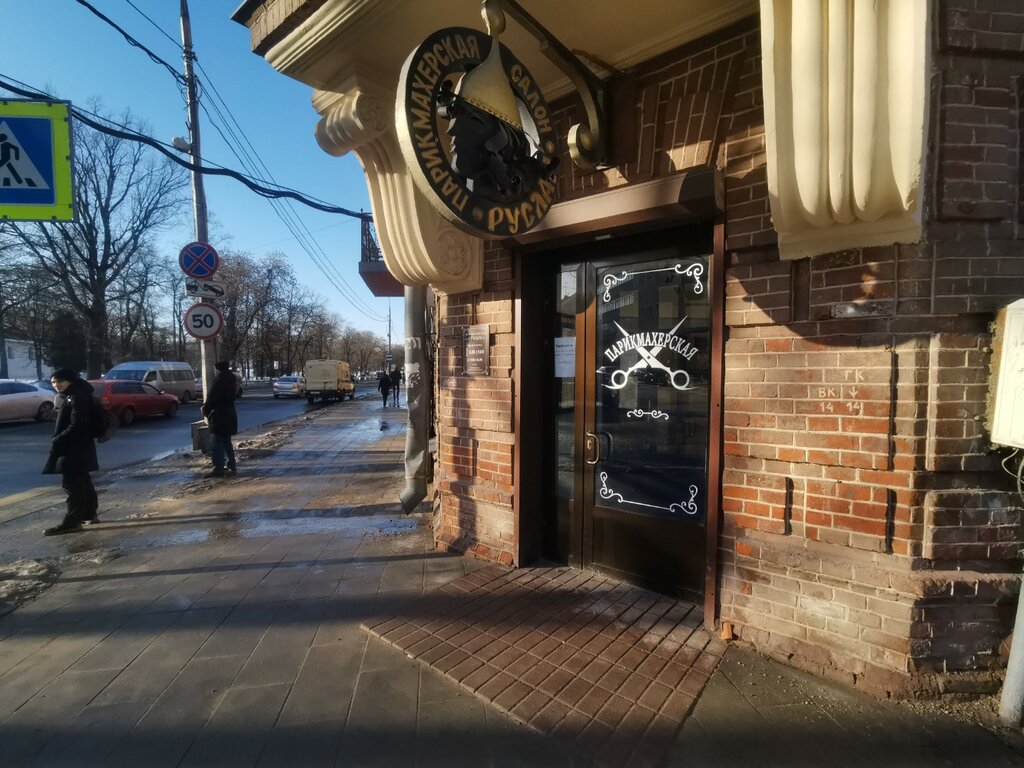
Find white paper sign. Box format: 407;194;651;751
554;337;575;378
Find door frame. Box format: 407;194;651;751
515;219;725;629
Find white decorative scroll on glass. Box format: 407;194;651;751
602;262;704;303
626;408;669;421
600;472;700;516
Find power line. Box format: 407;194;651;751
74;0;184;84
0;75;372;221
122;0;183;51
197;88;386;322
81;3;388;324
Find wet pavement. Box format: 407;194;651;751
0;398;1022;766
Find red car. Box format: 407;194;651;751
90;379;179;425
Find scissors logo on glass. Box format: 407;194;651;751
605;317;694;391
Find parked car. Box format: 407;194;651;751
90;379;179;425
0;379;55;423
273;375;306;398
103;361;196;403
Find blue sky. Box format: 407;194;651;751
4;1;397;340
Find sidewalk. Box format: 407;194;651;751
0;398;1020;767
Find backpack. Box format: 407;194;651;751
91;396;116;442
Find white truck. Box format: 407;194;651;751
302;359;355;404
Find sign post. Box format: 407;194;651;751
0;100;75;222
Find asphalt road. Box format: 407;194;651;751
0;387;365;498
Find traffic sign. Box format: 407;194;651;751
183;302;223;340
185;277;228;299
385;353;394;363
179;241;219;279
0;100;74;222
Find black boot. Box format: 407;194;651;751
44;522;83;536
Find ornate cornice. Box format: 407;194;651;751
314;82;483;295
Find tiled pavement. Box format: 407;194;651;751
0;398;1022;767
364;566;723;768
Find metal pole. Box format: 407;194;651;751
1000;573;1024;725
180;0;213;402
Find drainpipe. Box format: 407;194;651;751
999;573;1024;725
400;284;429;513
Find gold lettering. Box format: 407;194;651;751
410;90;432;113
431;43;450;68
519;201;535;230
466;34;479;59
487;206;505;232
455;34;471;60
420;145;444;169
504;205;521;234
423;51;440;75
411;107;432;133
411;73;434;95
509;63;522;83
442;37;459;63
416;58;437;86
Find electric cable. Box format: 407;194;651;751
198;94;386;322
0;75;372;220
74;0;184;85
78;1;387;322
122;0;183;51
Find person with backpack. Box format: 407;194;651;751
201;361;238;477
41;368;100;535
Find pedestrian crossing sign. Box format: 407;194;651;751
0;100;74;222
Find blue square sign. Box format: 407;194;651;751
0;100;74;222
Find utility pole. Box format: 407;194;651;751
180;0;214;401
387;299;392;371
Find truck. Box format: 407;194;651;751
302;359;355;404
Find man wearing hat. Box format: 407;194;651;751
42;368;99;535
201;361;238;477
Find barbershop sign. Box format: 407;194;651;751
395;26;558;239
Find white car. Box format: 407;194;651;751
0;380;56;423
273;376;306;398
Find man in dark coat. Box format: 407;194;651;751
201;361;238;477
377;371;391;408
42;368;99;535
390;368;401;408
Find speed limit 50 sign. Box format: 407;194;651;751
183;302;223;340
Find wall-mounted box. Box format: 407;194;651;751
988;299;1024;449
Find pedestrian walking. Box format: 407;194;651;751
201;361;238;477
390;368;401;407
377;371;391;408
42;369;99;535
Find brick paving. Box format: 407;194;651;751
363;565;725;768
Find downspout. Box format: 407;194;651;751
400;284;430;513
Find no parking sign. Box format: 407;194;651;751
179;241;219;279
183;302;223;340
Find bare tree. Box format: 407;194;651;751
3;109;188;376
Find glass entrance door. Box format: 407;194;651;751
578;242;712;599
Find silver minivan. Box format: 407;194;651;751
104;361;197;403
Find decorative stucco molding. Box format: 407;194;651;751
313;81;483;295
760;0;927;260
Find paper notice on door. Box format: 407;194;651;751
554;337;575;378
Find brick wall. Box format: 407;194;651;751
432;6;1024;695
716;1;1024;695
434;244;518;565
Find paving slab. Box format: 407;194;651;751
0;399;1020;768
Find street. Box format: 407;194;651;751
0;386;370;498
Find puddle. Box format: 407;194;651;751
108;514;422;550
234;515;421;539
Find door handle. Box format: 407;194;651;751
585;432;601;465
